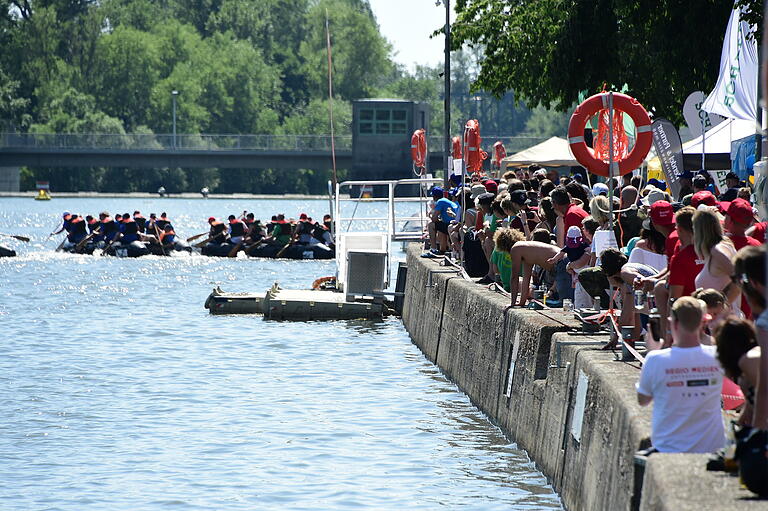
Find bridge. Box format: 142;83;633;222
0;132;544;170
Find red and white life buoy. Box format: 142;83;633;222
410;129;427;170
463;119;487;173
492;141;506;169
567;92;652;177
452;136;462;159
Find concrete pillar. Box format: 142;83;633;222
0;167;20;192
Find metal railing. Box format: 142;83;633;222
0;133;354;152
0;132;547;155
427;135;549;155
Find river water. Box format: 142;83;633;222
0;197;561;510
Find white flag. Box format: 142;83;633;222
701;3;758;122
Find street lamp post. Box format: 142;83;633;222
443;0;451;187
171;90;179;149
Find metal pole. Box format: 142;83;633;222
607;92;615;231
444;0;451;187
171;90;178;150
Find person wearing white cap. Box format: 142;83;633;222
592;182;609;197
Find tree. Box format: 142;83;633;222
451;0;744;123
300;0;393;101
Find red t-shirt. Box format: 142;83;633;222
729;234;761;318
564;204;588;232
668;244;704;297
729;234;761;251
751;222;767;243
664;229;679;265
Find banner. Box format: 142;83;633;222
683;91;725;138
651;119;685;199
708;170;728;195
701;4;758;121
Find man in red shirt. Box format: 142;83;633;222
724;198;760;251
551;186;588;247
668;207;703;298
724;198;760;318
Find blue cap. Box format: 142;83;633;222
679;170;694;180
648;178;666;190
431;186;444;198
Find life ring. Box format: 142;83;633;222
463;119;488;173
410;129;427;170
312;276;336;290
567;92;652;177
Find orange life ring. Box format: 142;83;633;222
463;119;488;173
410;129;427;169
567;92;652;177
312;276;336;290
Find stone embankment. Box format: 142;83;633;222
401;245;762;511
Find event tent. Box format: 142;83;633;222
500;136;580;168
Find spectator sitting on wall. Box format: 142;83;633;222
600;248;657;350
475;192;501;284
491;228;516;291
547;225;591;309
424;186;458;257
618;186;643;247
636;296;725;454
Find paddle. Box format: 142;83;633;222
194;236;215;249
227;240;243;257
186;232;208;242
0;233;30;242
275;241;292;258
154;224;167;256
101;237;119;256
74;230;99;253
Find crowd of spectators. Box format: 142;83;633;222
421;165;768;496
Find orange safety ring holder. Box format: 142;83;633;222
410;129;427;169
567;92;652;177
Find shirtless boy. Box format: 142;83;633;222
495;227;560;306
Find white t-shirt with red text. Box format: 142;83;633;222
636;345;725;453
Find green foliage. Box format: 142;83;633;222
452;0;750;123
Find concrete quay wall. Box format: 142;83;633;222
401;245;761;511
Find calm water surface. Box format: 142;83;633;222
0;198;561;510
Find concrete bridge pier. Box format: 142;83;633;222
0;167;20;192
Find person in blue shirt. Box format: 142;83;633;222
425;186;459;255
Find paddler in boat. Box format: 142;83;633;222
98;212;119;247
243;213;266;243
111;214;142;246
133;211;147;233
64;214;88;249
158;224;176;249
261;214;292;247
50;211;73;239
292;213;317;246
207;217;229;245
156;213;171;230
227;215;247;245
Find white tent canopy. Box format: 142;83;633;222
500;136;580;167
682;117;756;154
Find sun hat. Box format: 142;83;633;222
470;184;487;200
642;188;671;206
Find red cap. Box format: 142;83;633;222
484;180;498;193
650;200;675;227
207;216;216;223
724;198;753;225
691;191;718;209
299;213;308;220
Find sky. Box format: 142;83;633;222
369;0;456;72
